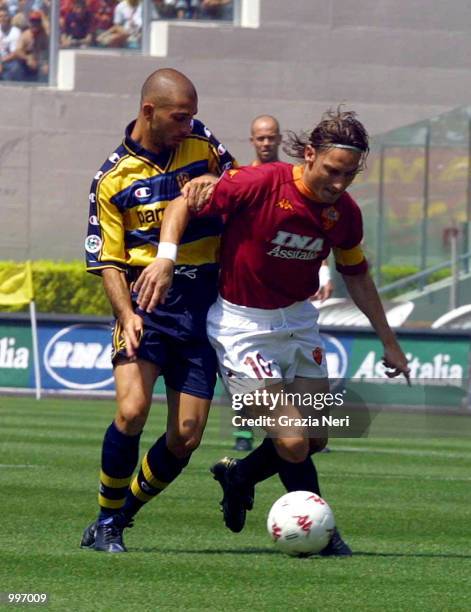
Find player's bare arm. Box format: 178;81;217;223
102;268;143;359
342;271;410;382
135;195;194;312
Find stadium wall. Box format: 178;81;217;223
1;0;471;260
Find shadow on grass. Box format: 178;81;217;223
352;551;471;560
130;547;279;555
130;547;471;559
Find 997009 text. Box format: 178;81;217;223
0;593;48;605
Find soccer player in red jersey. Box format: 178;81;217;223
135;108;410;556
233;115;334;452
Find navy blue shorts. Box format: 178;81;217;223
111;303;217;401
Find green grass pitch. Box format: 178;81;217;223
1;396;470;611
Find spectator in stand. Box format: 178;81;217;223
6;0;34;17
6;9;48;81
200;0;232;20
152;1;195;20
7;0;49;23
174;0;190;18
92;0;115;43
11;12;27;31
96;0;141;48
61;0;92;48
0;5;21;80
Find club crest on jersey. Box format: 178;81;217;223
176;172;190;191
85;234;102;254
321;206;340;230
275;198;294;211
134;186;152;201
312;347;323;365
227;169;239;178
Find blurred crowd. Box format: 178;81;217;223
0;0;233;82
0;2;50;82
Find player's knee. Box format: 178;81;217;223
115;403;148;435
275;437;309;463
167;428;203;458
309;437;328;454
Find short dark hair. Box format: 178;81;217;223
284;107;369;168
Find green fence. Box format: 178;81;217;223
350;106;471;288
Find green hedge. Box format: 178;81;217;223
379;265;451;298
380;265;451;286
0;260;454;315
0;261;111;315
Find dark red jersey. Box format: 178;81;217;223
198;162;368;309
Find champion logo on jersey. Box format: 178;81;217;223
312;347;323;365
134;186;152;200
275;198;294;211
321;206;340;230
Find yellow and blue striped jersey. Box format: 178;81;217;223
86;118;235;278
85;119;236;333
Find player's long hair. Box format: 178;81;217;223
283;107;370;170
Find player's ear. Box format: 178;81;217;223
142;102;154;122
304;144;316;163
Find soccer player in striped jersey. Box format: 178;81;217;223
135;107;411;556
81;68;236;553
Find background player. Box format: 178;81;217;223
81;68;235;553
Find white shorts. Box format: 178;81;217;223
207;296;328;393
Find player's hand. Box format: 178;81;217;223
382;343;411;385
181;175;217;212
134;259;175;313
121;312;143;360
312;280;334;303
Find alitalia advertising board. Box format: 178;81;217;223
0;316;468;410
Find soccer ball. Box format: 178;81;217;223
267;491;335;556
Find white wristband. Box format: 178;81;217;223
318;264;331;288
156;242;178;263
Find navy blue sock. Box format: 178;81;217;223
98;421;141;519
235;437;279;484
123;434;191;519
235;437;321;496
277;456;321;495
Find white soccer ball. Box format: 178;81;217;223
267;491;335;556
